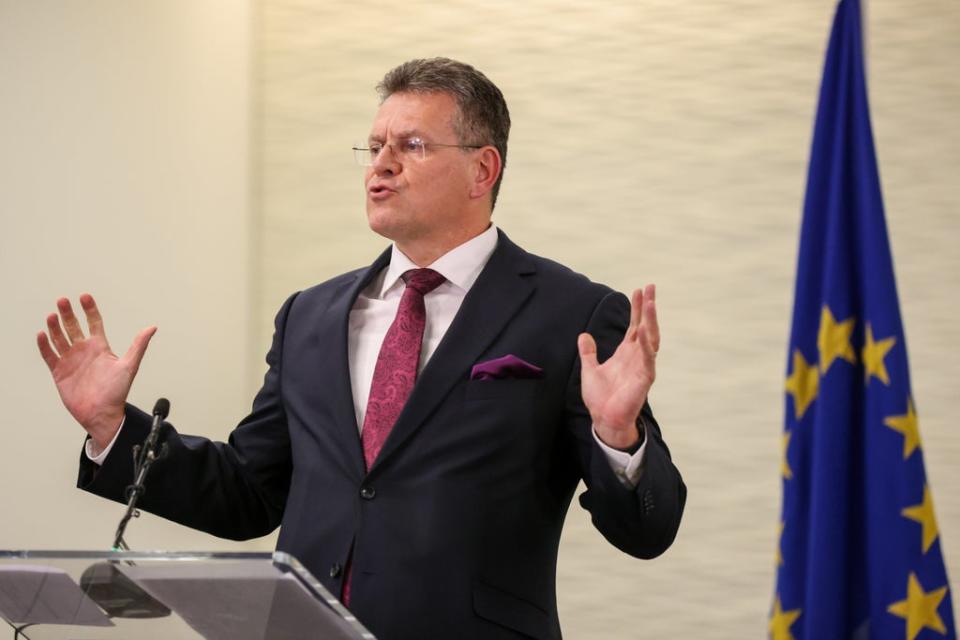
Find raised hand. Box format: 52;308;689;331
577;284;659;450
36;294;156;449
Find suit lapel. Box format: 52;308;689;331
369;231;537;473
316;247;391;478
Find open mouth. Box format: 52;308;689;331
368;185;395;200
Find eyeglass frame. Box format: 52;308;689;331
352;137;484;167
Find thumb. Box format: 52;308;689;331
123;326;157;372
577;333;599;372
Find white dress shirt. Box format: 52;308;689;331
90;224;646;486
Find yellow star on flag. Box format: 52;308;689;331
769;595;801;640
902;485;940;554
887;572;948;640
781;432;793;480
817;305;857;374
862;323;896;385
884;398;921;460
785;349;819;419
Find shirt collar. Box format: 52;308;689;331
377;224;499;298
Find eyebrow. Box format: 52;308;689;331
368;129;424;144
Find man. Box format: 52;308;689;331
37;58;685;639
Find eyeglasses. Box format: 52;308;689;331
352;137;483;166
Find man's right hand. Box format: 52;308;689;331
37;294;156;451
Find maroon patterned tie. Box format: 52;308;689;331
343;267;445;606
360;267;446;469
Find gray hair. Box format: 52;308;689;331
377;58;511;208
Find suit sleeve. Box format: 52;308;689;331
76;293;299;541
565;290;687;559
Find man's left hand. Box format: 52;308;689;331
577;284;659;450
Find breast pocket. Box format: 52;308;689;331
464;378;544;402
459;379;549;462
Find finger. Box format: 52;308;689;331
577;333;599;372
632;325;657;382
642;284;660;353
36;332;60;371
46;312;71;354
57;298;85;343
80;293;106;338
628;288;645;337
122;326;157;372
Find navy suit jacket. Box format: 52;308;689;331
80;231;686;640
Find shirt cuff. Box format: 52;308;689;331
592;421;647;489
84;416;125;465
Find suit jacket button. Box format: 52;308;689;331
329;563;342;579
360;486;376;500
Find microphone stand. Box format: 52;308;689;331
112;398;170;551
79;399;175;621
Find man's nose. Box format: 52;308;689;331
371;144;401;175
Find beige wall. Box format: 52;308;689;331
256;0;959;637
0;0;957;637
0;1;262;551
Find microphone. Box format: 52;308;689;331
92;398;173;619
112;398;171;551
134;398;170;473
153;397;170;420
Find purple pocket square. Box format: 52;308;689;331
470;355;544;381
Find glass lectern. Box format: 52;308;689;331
0;550;375;639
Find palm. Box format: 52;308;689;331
37;294;155;446
581;337;653;427
578;285;659;449
52;335;131;426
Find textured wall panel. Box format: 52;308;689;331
0;1;258;551
256;0;960;635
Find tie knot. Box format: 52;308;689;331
402;268;446;295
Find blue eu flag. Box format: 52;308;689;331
774;0;955;638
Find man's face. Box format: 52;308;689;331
364;91;478;247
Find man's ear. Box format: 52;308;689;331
469;147;502;200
